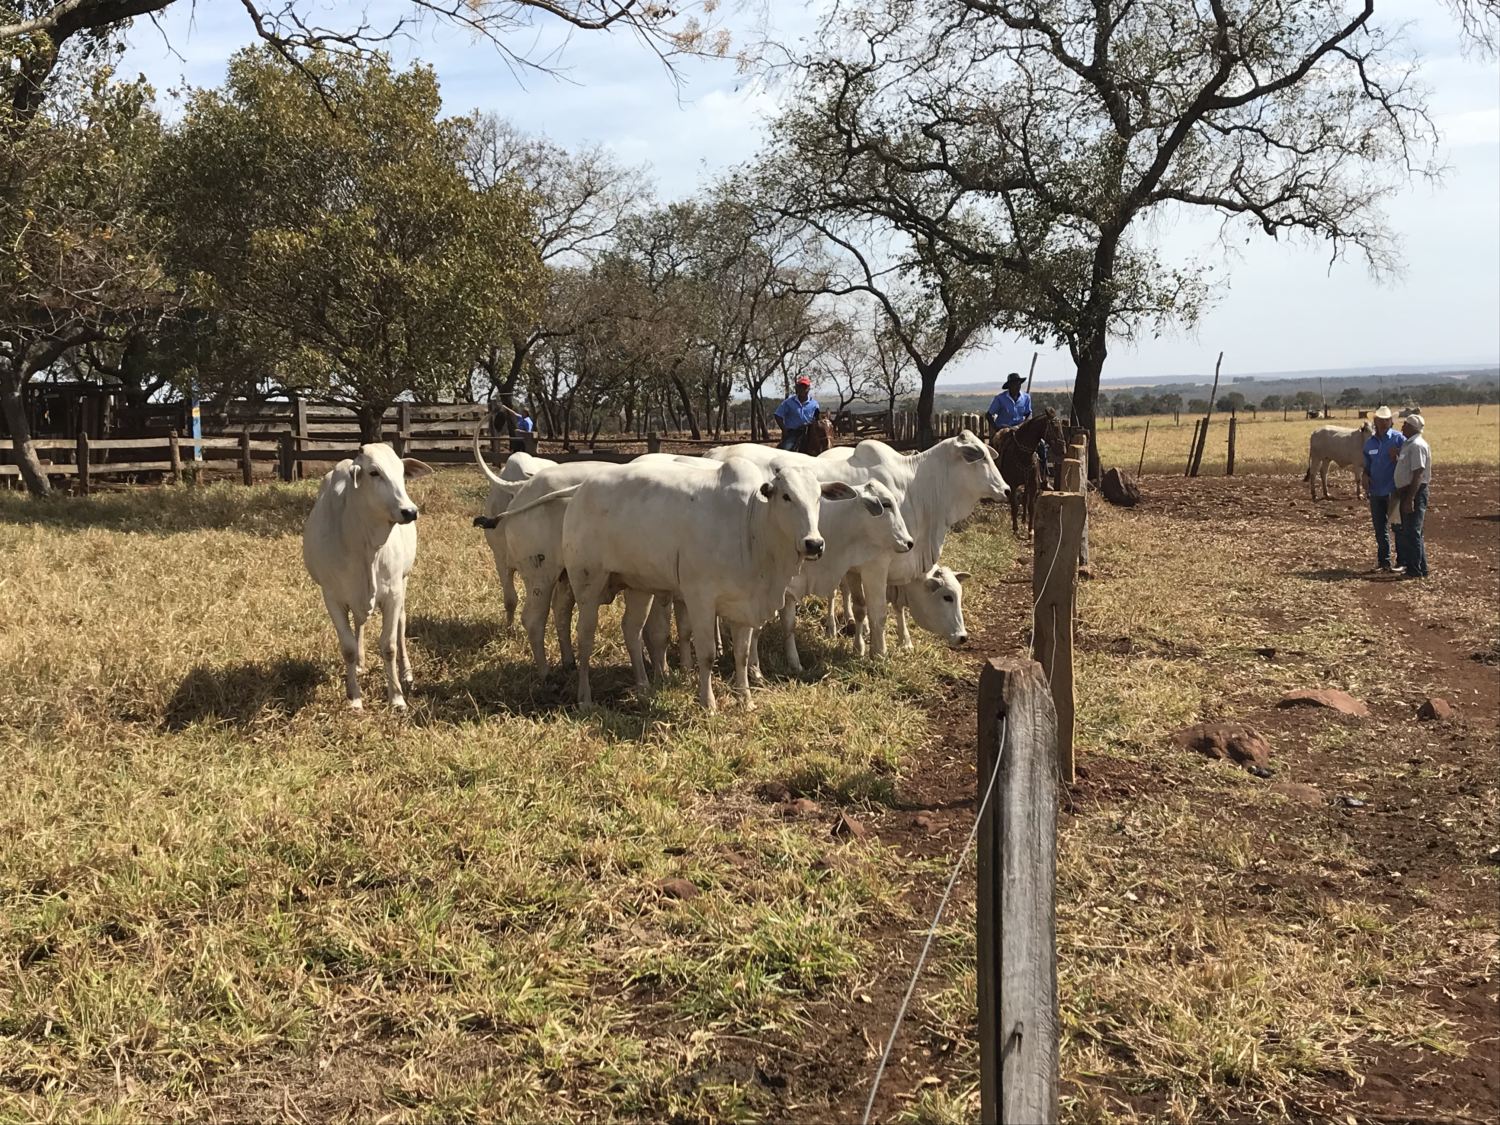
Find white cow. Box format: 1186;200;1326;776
757;479;914;674
841;565;971;654
1306;422;1373;499
302;443;434;710
473;430;556;626
561;458;855;711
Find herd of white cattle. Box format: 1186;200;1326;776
302;430;1011;712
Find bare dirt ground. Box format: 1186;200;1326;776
821;469;1499;1124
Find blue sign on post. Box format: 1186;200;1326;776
191;401;202;462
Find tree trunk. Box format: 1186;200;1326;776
0;370;51;497
354;403;387;445
1071;333;1107;482
916;364;938;448
671;375;701;440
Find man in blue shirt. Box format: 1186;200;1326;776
987;371;1046;472
774;376;821;451
1361;404;1406;571
496;402;535;453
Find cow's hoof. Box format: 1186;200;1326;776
391;697;407;712
400;678;415;694
748;669;765;685
347;698;364;712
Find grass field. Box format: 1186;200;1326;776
1094;402;1500;477
0;466;1494;1121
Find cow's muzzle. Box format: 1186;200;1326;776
473;514;500;530
399;508;419;524
801;537;825;560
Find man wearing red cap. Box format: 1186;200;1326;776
773;376;822;451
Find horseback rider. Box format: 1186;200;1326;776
774;376;822;451
987;371;1048;475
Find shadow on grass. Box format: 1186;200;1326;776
165;658;325;729
407;615;500;660
0;482;310;537
1295;567;1396;583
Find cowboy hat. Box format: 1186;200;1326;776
1002;371;1025;388
1403;412;1425;433
1373;405;1392;420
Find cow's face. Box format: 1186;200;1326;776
905;566;970;647
352;443;434;525
855;480;914;553
955;429;1010;500
760;465;844;560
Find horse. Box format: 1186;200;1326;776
990;408;1066;538
801;411;835;455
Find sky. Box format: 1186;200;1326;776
121;0;1500;391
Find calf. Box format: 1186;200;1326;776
473;430;556;626
302;444;434;710
1306;422;1372;499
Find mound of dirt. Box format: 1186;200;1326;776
1172;721;1272;770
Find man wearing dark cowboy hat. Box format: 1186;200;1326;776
495;401;535;454
987;370;1046;472
773;375;822;451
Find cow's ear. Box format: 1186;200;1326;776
954;571;971;583
760;481;774;498
403;458;436;481
959;442;985;463
820;481;856;502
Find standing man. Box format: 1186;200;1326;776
495;401;535;454
1361;405;1406;572
1394;412;1431;579
774;376;821;451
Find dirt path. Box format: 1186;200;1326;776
829;470;1499;1123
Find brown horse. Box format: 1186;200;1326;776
801;411;835;455
990;408;1065;538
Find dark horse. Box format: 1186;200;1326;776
800;411;835;455
990;408;1066;538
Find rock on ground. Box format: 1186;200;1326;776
1417;697;1456;722
1101;467;1142;507
1278;688;1370;718
1172;722;1272;770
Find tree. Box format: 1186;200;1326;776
0;45;169;495
154;49;541;440
463;116;646;414
1336;386;1364;409
3;1;727;147
1260;393;1284;413
1218;391;1248;414
772;1;1451;475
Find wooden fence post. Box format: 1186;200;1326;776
1226;413;1237;477
293;398;308;480
647;431;661;454
277;429;296;483
239;428;253;485
76;432;91;496
1184;418;1202;476
977;657;1060;1125
1031;492;1085;783
1065;434;1090;576
396;403;412;456
169;429;182;485
1137;418;1150;476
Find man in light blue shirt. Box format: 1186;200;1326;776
987;371;1047;474
1361;404;1406;571
774;376;821;451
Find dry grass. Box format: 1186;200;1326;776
1095;403;1500;477
0;471;1493;1122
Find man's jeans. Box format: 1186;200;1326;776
778;427;806;451
1369;493;1397;569
1399;484;1429;577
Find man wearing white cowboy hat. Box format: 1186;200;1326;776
1361;404;1406;572
773;375;822;451
1393;411;1432;578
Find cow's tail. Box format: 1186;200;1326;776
473;428;507;487
472;484;581;529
